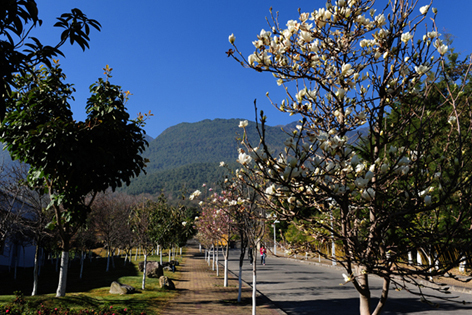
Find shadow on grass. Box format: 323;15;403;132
0;256;139;295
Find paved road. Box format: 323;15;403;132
224;249;472;315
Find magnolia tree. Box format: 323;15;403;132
193;169;269;313
228;1;472;314
222;173;268;312
194;192;233;284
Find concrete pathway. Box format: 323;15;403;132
162;243;284;315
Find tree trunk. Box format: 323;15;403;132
14;254;18;280
142;253;148;290
252;257;257;315
38;248;43;276
160;248;163;265
111;248;115;269
31;245;39;296
212;245;215;271
79;250;84;279
216;246;219;276
56;251;69;297
224;258;229;287
55;253;59;272
106;248;110;272
372;277;390;315
357;272;371;315
238;264;243;302
238;236;247;303
223;243;229;287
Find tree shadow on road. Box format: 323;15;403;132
274;296;472;315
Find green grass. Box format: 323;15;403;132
0;252;184;315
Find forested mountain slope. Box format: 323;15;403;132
122;118;292;197
122;118;368;198
141;118;290;173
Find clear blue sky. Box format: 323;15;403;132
31;1;472;138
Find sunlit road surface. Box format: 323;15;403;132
223;249;472;315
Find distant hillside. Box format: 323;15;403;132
122;118;291;197
124;161;233;198
121;119;370;198
141;118;289;173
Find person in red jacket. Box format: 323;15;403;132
260;245;267;265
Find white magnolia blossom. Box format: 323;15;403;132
362;188;375;201
375;14;386;27
189;189;202;200
341;63;354;77
265;184;276;196
237;152;252;165
414;65;430;75
448;115;457;125
419;5;430;15
239;120;249;128
380;163;389;173
355;177;369;188
351;154;361;166
355;163;365;173
342;273;352;282
437;44;448;55
401;32;413;43
228;33;236;44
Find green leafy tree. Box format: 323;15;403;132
130;195;194;290
149;195;195;253
1;62;148;297
129;199;155;290
1;0;101;120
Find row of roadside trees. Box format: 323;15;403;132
1;172;196;296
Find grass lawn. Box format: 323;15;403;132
0;251;184;315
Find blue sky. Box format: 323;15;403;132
31;1;472;138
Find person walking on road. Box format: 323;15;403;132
260;245;267;265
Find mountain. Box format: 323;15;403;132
121;118;292;197
141;118;288;173
121;119;369;199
